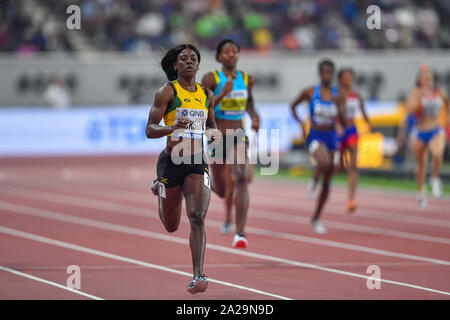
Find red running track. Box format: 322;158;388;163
0;155;449;300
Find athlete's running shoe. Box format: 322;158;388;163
312;219;327;234
418;186;427;210
187;274;208;294
430;177;442;198
221;221;232;235
347;199;357;213
232;232;248;248
307;178;319;198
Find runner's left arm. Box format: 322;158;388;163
205;88;221;143
334;91;347;127
440;88;450;127
246;75;260;132
357;93;372;130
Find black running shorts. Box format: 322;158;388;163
156;150;209;188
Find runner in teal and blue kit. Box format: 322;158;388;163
202;39;260;248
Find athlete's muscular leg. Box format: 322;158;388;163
231;143;249;234
412;138;428;191
210;163;226;198
183;173;211;278
428;131;446;179
247;163;254;183
347;146;358;201
223;163;234;225
311;144;334;222
339;147;347;172
157;185;183;233
312;163;321;182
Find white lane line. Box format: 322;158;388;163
0;226;291;300
60;168;74;181
92;174;450;216
206;219;450;265
249;209;450;245
0;265;103;300
1;205;449;296
4;178;450;245
5;175;450;227
50;172;450;213
265;180;450;208
0;226;292;300
1;185;449;266
44;176;450;226
249;194;450;228
13;261;440;271
255;178;450;206
127;167;141;181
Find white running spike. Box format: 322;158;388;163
313;220;327;234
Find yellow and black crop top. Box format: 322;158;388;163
164;80;209;140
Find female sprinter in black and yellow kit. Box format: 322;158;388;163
146;44;220;294
202;39;260;248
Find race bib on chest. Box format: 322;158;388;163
220;89;248;115
313;101;338;125
421;96;442;118
173;107;207;140
346;97;359;120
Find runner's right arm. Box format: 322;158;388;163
406;87;420;115
290;87;313;134
146;84;189;139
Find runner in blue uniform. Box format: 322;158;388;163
291;59;345;234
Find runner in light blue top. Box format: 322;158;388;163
202;39;260;249
213;69;249;121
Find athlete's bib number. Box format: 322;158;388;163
220;89;247;115
346;98;359;120
173;107;207;140
313;101;338;126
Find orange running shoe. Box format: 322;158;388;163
347;199;357;213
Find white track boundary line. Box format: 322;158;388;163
249;209;450;245
2;176;450;228
1;186;449;265
3;179;450;245
1;204;449;296
205;219;450;265
46;171;450;214
250;194;450;228
264;180;450;208
5;175;450;227
0;226;291;300
250;181;450;212
0;265;103;300
9;261;440;271
91;176;450;222
254;178;450;205
60;178;450;227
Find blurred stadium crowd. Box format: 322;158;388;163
1;0;449;54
